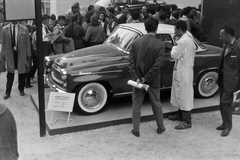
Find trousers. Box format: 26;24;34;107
5;71;25;95
219;82;233;129
132;87;164;132
175;109;192;124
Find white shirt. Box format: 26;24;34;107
42;23;50;42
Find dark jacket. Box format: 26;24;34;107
129;34;165;88
65;23;86;50
0;104;18;160
218;39;240;102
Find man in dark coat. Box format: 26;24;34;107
128;18;166;137
0;103;18;159
217;25;240;137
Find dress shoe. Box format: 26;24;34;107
3;94;10;100
221;128;231;137
216;125;225;130
175;122;192;130
168;114;183;121
232;109;240;115
131;129;140;137
25;84;33;88
157;127;166;134
20;91;25;96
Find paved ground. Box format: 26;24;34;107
0;71;240;160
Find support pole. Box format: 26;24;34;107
35;0;46;137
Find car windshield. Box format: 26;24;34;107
94;0;112;6
105;27;140;52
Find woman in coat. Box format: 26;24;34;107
84;15;106;47
65;14;86;50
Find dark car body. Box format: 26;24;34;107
45;23;222;114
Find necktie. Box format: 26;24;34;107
12;24;15;47
45;26;49;34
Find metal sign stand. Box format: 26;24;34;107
49;111;75;127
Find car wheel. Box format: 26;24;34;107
195;71;219;98
74;83;108;114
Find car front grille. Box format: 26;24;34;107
48;63;66;90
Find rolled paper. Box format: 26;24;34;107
127;80;149;91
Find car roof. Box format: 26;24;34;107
119;23;175;35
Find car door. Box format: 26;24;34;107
156;34;175;89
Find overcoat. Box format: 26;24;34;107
0;103;18;160
1;23;31;74
218;39;240;104
170;32;196;111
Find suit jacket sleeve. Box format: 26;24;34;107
144;44;165;83
128;41;139;80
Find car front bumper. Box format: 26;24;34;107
44;74;66;93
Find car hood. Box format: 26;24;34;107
55;44;125;69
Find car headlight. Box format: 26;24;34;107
45;56;51;66
60;69;67;80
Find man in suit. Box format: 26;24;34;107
1;21;31;99
217;25;240;137
128;18;166;137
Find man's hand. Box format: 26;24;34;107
136;79;141;84
141;77;146;84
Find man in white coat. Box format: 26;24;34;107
168;20;196;130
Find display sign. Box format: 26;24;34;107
47;92;76;112
3;0;35;21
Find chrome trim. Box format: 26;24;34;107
51;71;64;84
114;92;132;96
44;74;66;93
71;70;123;76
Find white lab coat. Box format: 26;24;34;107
170;32;196;111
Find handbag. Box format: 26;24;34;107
25;59;32;73
63;38;75;53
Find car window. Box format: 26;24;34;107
105;27;140;52
156;34;173;55
132;0;146;5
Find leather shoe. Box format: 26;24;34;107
3;94;10;100
157;127;166;134
232;109;240;115
216;125;225;130
25;84;33;88
20;92;25;96
175;122;192;130
131;129;140;137
168;114;183;121
221;127;231;137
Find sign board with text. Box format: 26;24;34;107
3;0;35;21
47;92;76;112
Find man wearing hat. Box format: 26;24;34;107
64;2;83;26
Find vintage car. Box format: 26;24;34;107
45;23;221;115
80;0;174;16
